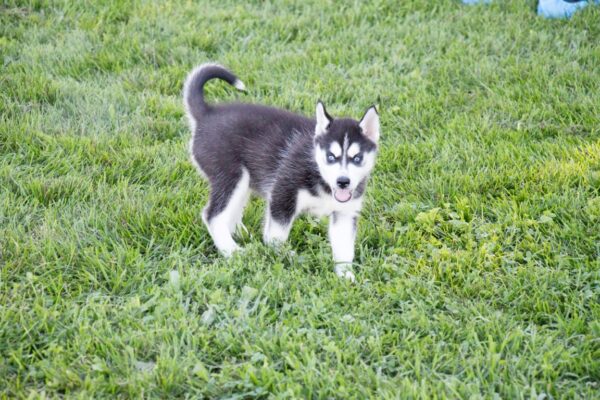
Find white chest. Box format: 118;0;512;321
295;189;363;218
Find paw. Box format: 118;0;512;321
265;241;295;260
263;234;288;247
335;264;356;283
262;219;291;245
220;244;241;258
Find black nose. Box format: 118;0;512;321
336;176;350;189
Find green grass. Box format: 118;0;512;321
1;0;599;398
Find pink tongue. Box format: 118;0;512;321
334;189;352;202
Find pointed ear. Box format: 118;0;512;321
315;101;332;136
359;105;380;143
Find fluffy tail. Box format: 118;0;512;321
183;63;245;123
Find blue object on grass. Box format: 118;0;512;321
537;0;598;18
461;0;491;4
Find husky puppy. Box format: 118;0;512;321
184;64;380;281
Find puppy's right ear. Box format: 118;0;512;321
315;101;332;136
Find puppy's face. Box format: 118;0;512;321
313;102;380;203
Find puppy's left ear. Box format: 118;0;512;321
359;105;380;143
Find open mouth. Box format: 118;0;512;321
333;188;352;203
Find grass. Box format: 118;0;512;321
1;0;599;397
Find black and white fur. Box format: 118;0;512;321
184;63;380;281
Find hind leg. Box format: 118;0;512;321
228;190;251;236
203;168;251;256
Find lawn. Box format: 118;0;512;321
1;0;599;398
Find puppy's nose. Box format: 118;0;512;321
336;176;350;189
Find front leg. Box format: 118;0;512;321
263;208;294;244
263;190;296;245
329;212;357;282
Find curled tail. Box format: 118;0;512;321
183;63;246;125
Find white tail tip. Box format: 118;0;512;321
234;79;246;91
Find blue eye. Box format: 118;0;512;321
352;154;363;164
327;152;336;163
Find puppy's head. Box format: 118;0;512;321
313;101;380;203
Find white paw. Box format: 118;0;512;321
220;244;241;258
264;237;285;246
335;264;356;283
